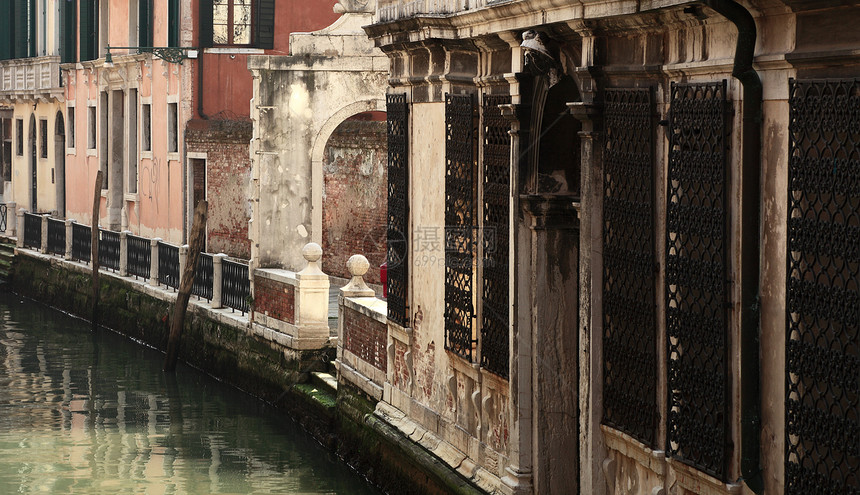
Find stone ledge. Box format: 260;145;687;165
254;267;298;286
343;295;387;323
339;360;383;400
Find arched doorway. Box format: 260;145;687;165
29;114;36;212
320;110;387;285
55;112;65;217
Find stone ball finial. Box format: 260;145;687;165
347;254;370;277
302;242;323;263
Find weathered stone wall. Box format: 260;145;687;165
254;273;296;323
322;118;387;284
343;303;387;371
186;119;252;260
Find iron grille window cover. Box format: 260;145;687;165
0;204;7;232
602;87;658;446
47;217;65;256
23;212;41;250
387;93;409;327
481;94;511;378
221;258;249;314
99;229;121;272
786;78;860;495
444;93;477;361
71;223;91;262
192;252;214;302
665;80;729;480
158;241;180;290
127;234;151;279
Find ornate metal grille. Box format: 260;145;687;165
47;217;65;256
445;93;476;360
786;78;860;495
481;94;511;378
666;81;729;479
602;88;657;446
0;204;6;232
387;93;409;327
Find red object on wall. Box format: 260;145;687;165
380;262;387;298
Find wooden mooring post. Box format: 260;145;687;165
164;200;208;372
91;171;102;331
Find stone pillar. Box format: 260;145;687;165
149;238;161;286
6;202;15;236
294;242;330;349
16;210;25;248
569;101;606;495
119;231;130;276
40;215;48;253
64;220;73;260
178;245;189;288
211;253;228;309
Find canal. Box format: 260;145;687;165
0;293;380;494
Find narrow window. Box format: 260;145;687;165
99;92;108;189
141;104;151;152
67;107;75;149
16;119;23;156
168;102;178;153
128;90;138;194
39;119;47;158
87;106;96;150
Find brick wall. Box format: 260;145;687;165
322;119;387;284
343;305;387;372
186;118;252;260
253;275;295;323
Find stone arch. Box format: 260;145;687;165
309;98;386;246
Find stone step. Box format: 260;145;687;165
310;371;338;396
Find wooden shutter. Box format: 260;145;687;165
168;0;179;47
255;0;275;49
79;0;98;61
28;0;36;57
60;0;77;63
0;4;12;60
139;0;152;48
199;0;213;48
13;0;26;59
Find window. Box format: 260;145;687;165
141;103;151;152
100;92;108;189
16;119;23;156
39;119;47;158
200;0;274;49
168;102;178;153
128;90;138;194
67;107;75;149
87;106;96;150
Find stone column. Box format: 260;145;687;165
569;101;606;495
178;245;189;288
149;238;161;286
119;231;129;276
211;253;228;309
6;202;15;236
16;209;24;248
40;215;48;253
294;242;330;349
64;220;73;260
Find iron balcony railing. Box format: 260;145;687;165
23;212;42;249
158;241;180;290
71;223;91;262
222;258;249;314
47;217;65;256
127;234;150;279
98;229;121;271
192;252;214;302
0;203;6;232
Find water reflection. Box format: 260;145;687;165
0;295;379;494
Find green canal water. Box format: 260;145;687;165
0;294;380;494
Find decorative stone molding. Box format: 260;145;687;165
340;254;376;297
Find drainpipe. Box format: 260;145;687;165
700;0;763;492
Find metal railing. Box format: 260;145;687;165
192;253;214;302
71;223;91;262
0;204;6;232
127;234;150;279
23;212;42;249
98;229;121;271
47;217;65;255
158;241;180;290
222;258;249;314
